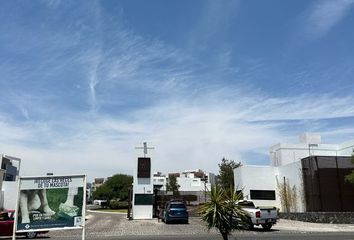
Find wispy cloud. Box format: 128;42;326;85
1;1;354;181
187;0;240;56
2;87;354;179
302;0;354;40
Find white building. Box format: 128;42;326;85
177;169;212;192
235;133;354;212
153;172;167;191
152;169;215;204
0;154;21;209
153;169;215;192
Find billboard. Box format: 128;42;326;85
137;158;151;178
15;175;86;232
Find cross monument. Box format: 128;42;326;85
132;142;155;219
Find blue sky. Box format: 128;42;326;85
1;0;354;180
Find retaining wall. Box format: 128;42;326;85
279;212;354;224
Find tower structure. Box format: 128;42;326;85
132;142;154;219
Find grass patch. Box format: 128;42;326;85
94;208;127;213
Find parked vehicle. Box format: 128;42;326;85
0;210;48;239
161;200;189;224
93;199;108;207
236;200;277;230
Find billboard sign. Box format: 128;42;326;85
137;158;151;178
15;175;86;232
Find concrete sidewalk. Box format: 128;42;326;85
274;219;354;232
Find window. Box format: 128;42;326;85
134;194;153;205
250;190;276;200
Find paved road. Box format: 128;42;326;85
14;211;353;240
44;232;354;240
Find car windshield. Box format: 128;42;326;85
170;204;186;209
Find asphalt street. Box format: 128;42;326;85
39;232;354;240
5;211;353;240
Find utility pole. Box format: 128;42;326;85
202;175;208;203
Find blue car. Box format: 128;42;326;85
162;201;189;224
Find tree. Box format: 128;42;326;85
198;186;249;240
218;158;241;190
92;174;133;201
345;151;354;183
166;175;180;197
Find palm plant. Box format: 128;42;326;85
198;186;250;240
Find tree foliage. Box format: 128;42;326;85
198;186;250;240
345;151;354;184
92;174;133;201
166;175;180;196
218;158;241;190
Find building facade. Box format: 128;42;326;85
152;169;215;204
235;133;354;212
0;154;21;209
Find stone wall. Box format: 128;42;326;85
279;212;354;224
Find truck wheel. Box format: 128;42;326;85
25;232;37;239
245;223;254;230
243;217;254;230
261;223;272;231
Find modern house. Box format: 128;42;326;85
153;169;216;204
235;133;354;212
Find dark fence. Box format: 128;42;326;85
302;156;354;212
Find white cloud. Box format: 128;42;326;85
1;1;354;182
1;89;354;181
303;0;354;40
188;0;240;49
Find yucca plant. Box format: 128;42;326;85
198;186;250;240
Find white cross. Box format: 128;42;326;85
135;142;155;157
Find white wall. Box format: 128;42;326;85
2;181;18;210
132;155;154;219
238;133;354;213
277;161;305;212
0;169;4;190
177;177;211;192
270;133;354;167
153;176;166;191
235;163;306;212
235;165;279;208
338;139;354;155
133;175;153;219
270;143;342;167
133;205;153;219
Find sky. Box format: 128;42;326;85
1;0;354;181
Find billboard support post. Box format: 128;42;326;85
12;179;21;240
82;175;87;240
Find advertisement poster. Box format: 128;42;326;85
16;175;86;232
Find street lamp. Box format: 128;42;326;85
308;144;319;158
201;175;208;203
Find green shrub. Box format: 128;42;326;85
109;200;129;209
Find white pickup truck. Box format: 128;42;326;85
236;200;278;230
